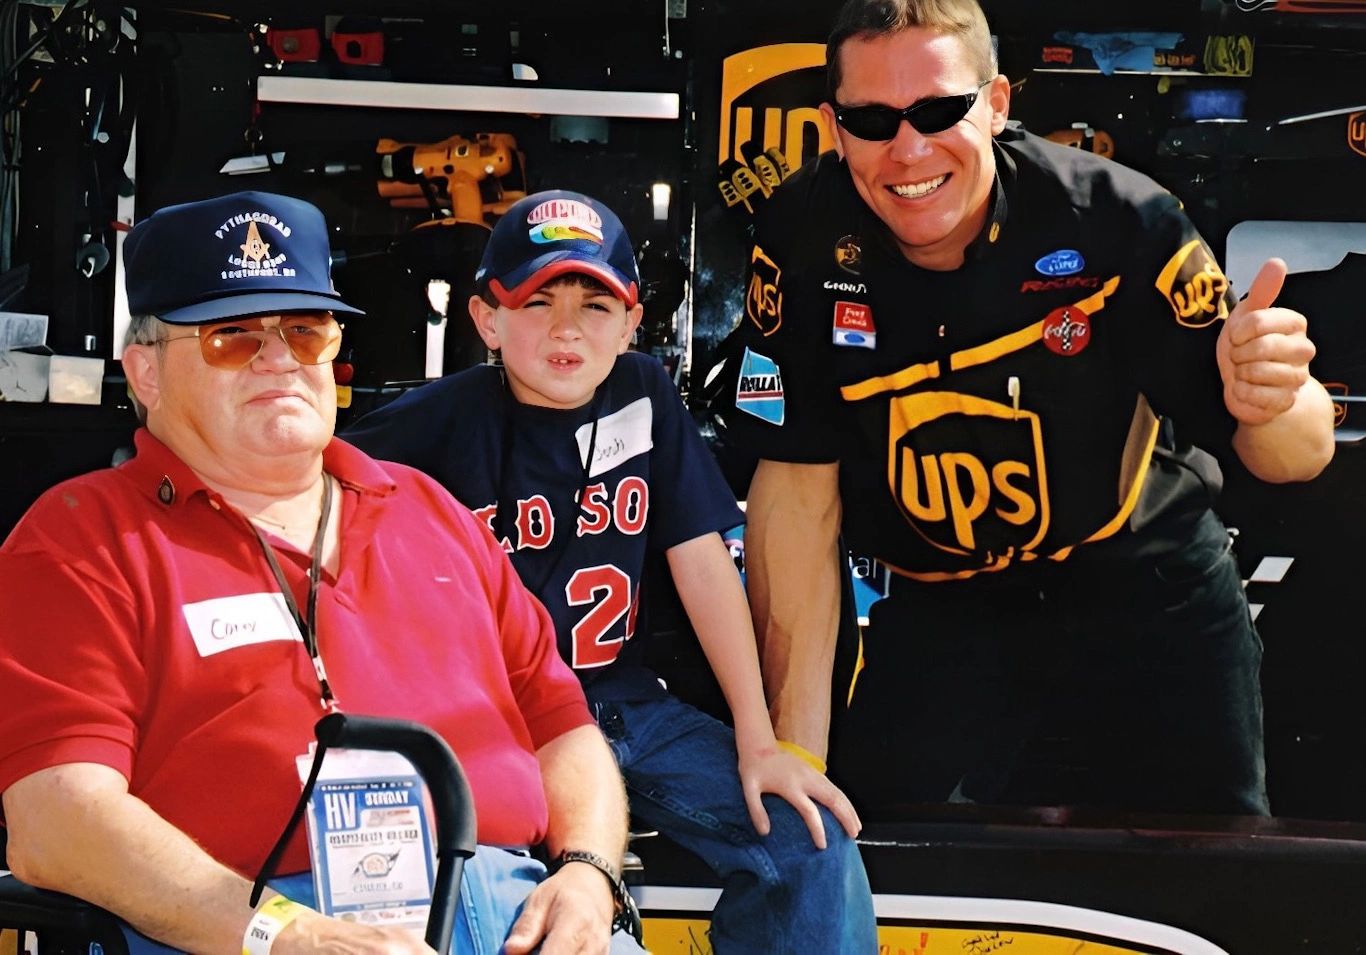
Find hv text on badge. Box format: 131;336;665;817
299;747;438;934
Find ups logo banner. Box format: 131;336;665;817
717;44;836;213
887;392;1050;559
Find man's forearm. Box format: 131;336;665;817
4;763;261;954
4;763;434;955
1234;377;1336;483
745;460;843;759
537;724;629;863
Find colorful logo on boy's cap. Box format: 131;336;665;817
529;223;603;244
736;347;785;426
525;197;605;244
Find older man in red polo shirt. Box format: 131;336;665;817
0;191;642;955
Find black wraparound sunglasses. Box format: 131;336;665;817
834;80;992;141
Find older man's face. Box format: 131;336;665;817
136;314;337;466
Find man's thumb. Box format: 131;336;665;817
501;900;547;954
1238;257;1288;315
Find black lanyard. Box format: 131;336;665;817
247;473;337;710
495;386;603;596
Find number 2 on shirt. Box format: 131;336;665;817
567;564;639;668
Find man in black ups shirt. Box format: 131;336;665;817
718;0;1334;816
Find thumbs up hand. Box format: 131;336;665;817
1217;257;1316;427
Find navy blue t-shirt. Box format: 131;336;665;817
344;352;744;700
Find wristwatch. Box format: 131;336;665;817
550;848;644;943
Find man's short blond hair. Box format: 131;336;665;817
826;0;997;102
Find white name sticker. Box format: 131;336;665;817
182;592;302;657
578;396;653;479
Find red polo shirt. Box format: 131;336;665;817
0;430;592;876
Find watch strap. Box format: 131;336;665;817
550;849;643;944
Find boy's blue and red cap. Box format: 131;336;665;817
123;190;364;325
475;190;640;309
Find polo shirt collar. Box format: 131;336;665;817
123;428;398;511
962;140;1014;265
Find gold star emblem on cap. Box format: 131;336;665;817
240;220;270;264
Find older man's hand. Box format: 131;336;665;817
502;862;616;955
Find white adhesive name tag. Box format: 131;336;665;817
182;592;302;657
298;747;437;934
578;396;653;478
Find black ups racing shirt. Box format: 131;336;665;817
716;128;1239;582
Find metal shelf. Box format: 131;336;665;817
256;75;680;120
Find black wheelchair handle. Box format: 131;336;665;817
314;712;477;954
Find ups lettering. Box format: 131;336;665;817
747;274;780;318
898;449;1037;551
1171;264;1229;322
1155;239;1231;328
746;245;783;335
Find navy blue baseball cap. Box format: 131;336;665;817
123;190;364;325
475;190;640;309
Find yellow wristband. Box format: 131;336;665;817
777;740;827;774
242;895;307;955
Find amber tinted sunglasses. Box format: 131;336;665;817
160;314;343;370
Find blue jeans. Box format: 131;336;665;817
120;847;646;954
594;694;877;954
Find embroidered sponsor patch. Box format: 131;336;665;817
832;301;876;349
824;279;868;294
1155;239;1231;327
1034;249;1085;277
735;347;785;425
1041;304;1092;356
835;234;863;274
1019;275;1102;294
578;396;653;478
182;592;302;657
746;245;783;336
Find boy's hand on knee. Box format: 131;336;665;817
738;747;863;848
504;863;615;955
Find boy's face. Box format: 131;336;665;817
469;276;643;410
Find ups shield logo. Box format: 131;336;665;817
746;244;783;335
719;44;836;174
1349;111;1366;158
886;393;1050;559
1155;239;1232;328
